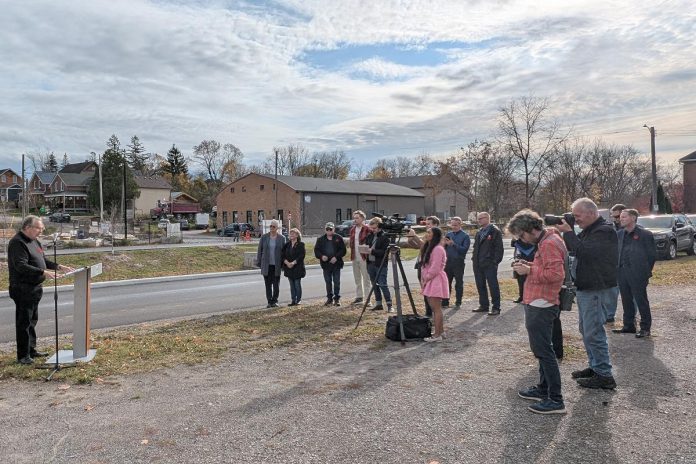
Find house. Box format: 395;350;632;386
367;173;469;220
0;168;24;203
44;172;92;212
680;150;696;213
60;161;98;175
133;175;172;218
215;173;425;234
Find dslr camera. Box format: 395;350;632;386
544;212;575;228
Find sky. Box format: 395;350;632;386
2;0;695;176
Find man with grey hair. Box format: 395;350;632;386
555;198;618;389
8;215;72;364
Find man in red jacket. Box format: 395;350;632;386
348;210;371;305
508;210;568;415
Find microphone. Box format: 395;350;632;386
52;232;59;243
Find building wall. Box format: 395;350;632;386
215;173;301;229
433;190;469;220
684;163;696;213
134;188;170;218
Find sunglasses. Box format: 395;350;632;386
326;228;333;231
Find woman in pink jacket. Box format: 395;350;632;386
419;227;449;342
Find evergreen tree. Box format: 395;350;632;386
46;152;59;172
88;135;140;214
60;153;69;170
164;144;188;176
127;135;149;174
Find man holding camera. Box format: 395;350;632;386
472;212;504;315
508;210;567;414
364;217;393;312
612;209;656;338
555;198;617;389
443;217;470;310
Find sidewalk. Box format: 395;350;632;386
1;285;694;463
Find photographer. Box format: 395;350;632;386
511;237;536;304
555;198;617;390
364;217;393;312
508;210;567;414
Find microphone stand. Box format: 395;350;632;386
45;233;61;381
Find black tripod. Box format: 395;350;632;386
355;239;418;345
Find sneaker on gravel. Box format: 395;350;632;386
571;367;595;379
528;399;567;415
576;373;617;390
518;386;547;401
352;298;363;305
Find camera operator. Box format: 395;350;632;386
508;210;567;414
364;217;393;312
511;237;536;304
405;216;440;317
555;198;617;390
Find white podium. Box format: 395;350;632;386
46;263;102;364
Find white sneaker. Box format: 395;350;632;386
387;305;394;313
423;335;443;343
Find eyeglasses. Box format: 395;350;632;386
326;228;333;231
612;215;620;219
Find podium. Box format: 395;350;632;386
46;263;102;364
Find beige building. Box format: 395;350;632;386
133;175;172;218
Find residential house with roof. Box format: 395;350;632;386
28;171;57;206
0;169;23;203
132;175;172;218
215;173;425;234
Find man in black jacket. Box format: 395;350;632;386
612;209;656;338
8;216;72;364
471;212;504;315
556;198;617;389
365;217;392;312
314;222;347;306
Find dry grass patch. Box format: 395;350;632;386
650;256;696;286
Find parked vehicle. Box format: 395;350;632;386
179;220;190;231
49;212;71;223
157;218;170;229
637;214;696;260
217;223;255;237
195;213;210;230
335;220;354;237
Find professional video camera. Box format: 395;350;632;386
544;212;575;228
372;212;410;240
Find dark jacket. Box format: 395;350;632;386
314;233;346;270
365;229;390;267
257;233;287;277
472;225;504;268
8;231;57;288
281;240;306;280
617;225;656;281
562;216;618;291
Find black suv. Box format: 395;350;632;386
49;212;71;223
217;223;255;237
637;214;696;260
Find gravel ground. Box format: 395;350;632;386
1;285;695;464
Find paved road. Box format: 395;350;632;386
0;249;515;343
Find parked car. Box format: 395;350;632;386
179;220;190;231
637;214;696;260
335;220;354;237
157;218;170;229
217;223;255;237
49;212;71;223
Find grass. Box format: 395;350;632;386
650;255;696;286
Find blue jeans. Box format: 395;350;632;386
603;286;620;320
473;264;500;309
288;278;302;303
323;267;341;300
368;263;391;304
525;304;563;403
576;289;614;377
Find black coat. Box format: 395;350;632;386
8;231;57;288
472;225;504;268
617;225;656;282
314;234;346;270
281;241;306;279
365;230;390;267
562;216;618;291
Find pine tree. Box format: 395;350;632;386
164;144;188;176
46;152;59;172
60;153;69;170
127;135;149;174
88;135;140;214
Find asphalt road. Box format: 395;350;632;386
0;249;515;343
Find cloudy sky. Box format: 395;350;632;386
2;0;695;175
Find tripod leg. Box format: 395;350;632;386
355;250;390;329
390;252;406;345
395;254;418;315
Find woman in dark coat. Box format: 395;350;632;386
281;228;306;306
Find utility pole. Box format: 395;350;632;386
644;125;658;213
274;147;279;220
96;152;104;222
122;156;127;242
21;154;27;218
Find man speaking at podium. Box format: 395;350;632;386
8;215;73;365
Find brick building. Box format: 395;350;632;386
680;150;696;213
216;173;425;234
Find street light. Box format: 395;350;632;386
643;125;658;213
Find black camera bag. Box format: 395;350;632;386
385;315;432;341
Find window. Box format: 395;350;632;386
232;210;238;222
257;210;265;222
260;185;264;191
222;211;228;227
277;210;284;222
273;183;276;190
1;175;6;183
336;209;342;223
13;175;17;183
230;187;235;193
246;210;252;223
346;208;352;219
241;186;246;192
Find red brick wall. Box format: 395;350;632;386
215;173;301;228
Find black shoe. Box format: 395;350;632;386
612;327;636;334
442;300;450;308
605;318;615;324
18;357;34;365
513;297;523;303
288;302;297;307
636;330;651;338
371;303;384;311
31;350;49;357
295;300;302;305
352;297;363;305
571;367;594;379
266;303;273;308
577;373;617;390
472;307;489;313
333;299;341;307
487;309;501;316
324;298;333;306
270;302;280;308
528;399;567;415
518;386;547;401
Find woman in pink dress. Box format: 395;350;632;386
419;227;449;342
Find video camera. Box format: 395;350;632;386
372;212;410;241
544;212;575;228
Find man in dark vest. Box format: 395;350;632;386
471;212;504;315
314;222;347;306
8;215;72;364
612;209;656;338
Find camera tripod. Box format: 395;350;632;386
355;240;419;345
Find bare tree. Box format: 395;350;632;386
262;144;310;176
192;140;222;184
